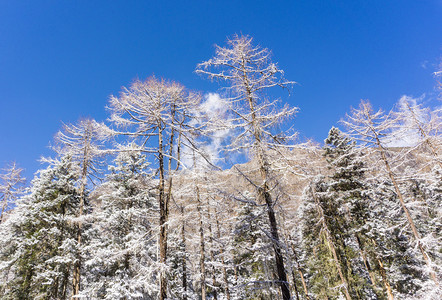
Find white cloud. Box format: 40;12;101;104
200;93;228;117
180;93;235;169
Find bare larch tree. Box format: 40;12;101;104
55;118;111;297
196;34;297;300
0;162;25;223
341;100;439;285
108;77;201;300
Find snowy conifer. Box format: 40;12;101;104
231;195;278;299
82;144;158;299
0;155;80;299
55;118;111;297
341;100;439;285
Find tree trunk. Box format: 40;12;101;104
158;126;168;300
207;203;218;300
291;268;300;300
290;241;310;300
243;70;291;298
197;186;206;299
356;236;377;287
61;265;70;300
260;182;291;299
215;206;231;300
377;257;394;300
181;206;188;300
369;238;394;300
72;143;90;298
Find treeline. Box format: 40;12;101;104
0;35;441;300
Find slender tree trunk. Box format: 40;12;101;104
369;238;394;300
159;118;178;300
72;142;90;298
166;107;176;226
53;276;59;299
243;70;290;298
215;206;231;300
377;257;394;300
355;235;376;287
158;126;168;300
290;241;310;300
260;183;291;299
197;186;206;299
291;268;300;300
61;265;70;300
234;266;238;287
180;206;188;300
298;267;310;300
207;203;218;300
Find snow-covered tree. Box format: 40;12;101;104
0;155;80;299
366;174;433;298
166;202;195;300
82;144;158;299
324;128;376;297
55;118;111;297
231;195;278;299
0;162;25;223
299;178;354;300
108;77;201;300
297;127;410;299
341;100;440;287
196;34;297;300
390;96;441;167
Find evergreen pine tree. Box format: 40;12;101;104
0;155;80;299
232;192;277;299
299;128;381;299
82;145;158;299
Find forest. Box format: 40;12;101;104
0;35;441;300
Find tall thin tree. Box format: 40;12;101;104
341;100;439;285
196;34;297;299
55;118;110;297
108;77;201;300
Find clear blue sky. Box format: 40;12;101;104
1;0;441;180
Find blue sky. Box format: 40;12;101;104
1;0;441;180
